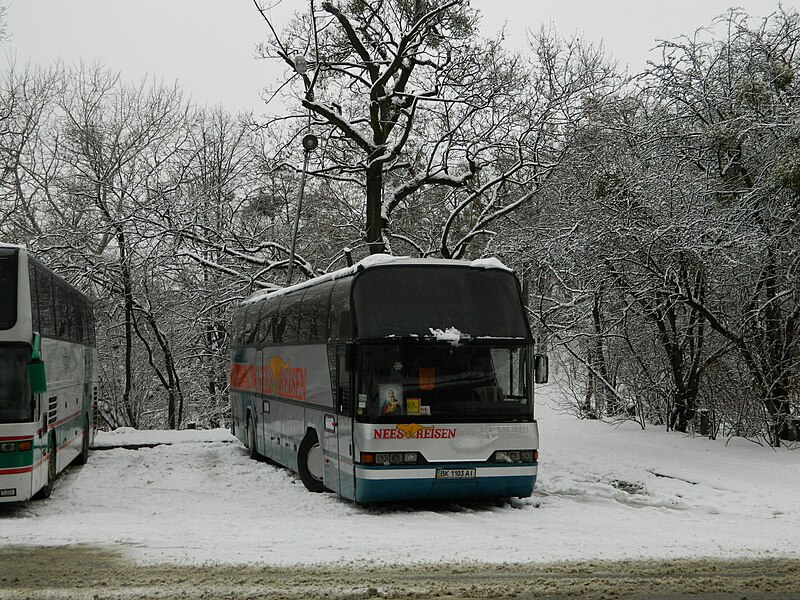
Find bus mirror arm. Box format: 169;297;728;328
29;332;48;395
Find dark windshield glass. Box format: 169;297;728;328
355;343;532;424
0;346;32;423
0;248;19;330
352;265;529;339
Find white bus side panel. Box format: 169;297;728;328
231;344;333;478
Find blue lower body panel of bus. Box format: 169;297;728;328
353;463;537;503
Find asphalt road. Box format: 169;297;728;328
0;546;799;599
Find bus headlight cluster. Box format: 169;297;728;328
360;452;420;465
491;449;537;463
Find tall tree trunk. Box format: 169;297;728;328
365;160;385;254
591;292;614;416
117;230;137;428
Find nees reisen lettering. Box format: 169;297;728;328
373;425;457;440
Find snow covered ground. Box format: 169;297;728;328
1;384;798;566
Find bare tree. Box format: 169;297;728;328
647;8;800;445
56;66;192;428
253;1;618;265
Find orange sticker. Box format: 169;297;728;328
419;367;435;391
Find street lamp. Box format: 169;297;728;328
286;46;317;285
286;131;318;285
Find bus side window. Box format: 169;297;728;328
299;283;332;343
256;300;275;346
231;306;246;346
28;263;40;333
282;292;301;344
39;268;56;339
272;301;286;344
71;290;84;343
53;280;66;339
296;288;313;343
328;278;352;340
86;305;96;346
315;282;333;341
242;303;260;345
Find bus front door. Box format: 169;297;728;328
333;345;355;499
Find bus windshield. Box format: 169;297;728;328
0;346;32;423
0;248;18;330
352;265;529;339
355;343;532;423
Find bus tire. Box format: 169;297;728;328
36;433;57;500
246;416;259;460
74;417;90;465
298;431;325;493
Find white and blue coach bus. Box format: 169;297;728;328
229;256;547;503
0;244;97;502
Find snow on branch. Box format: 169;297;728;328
178;251;280;291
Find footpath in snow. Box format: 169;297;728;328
1;385;798;566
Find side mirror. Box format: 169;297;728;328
29;332;48;394
534;354;549;384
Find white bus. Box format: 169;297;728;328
0;244;98;502
230;256;547;503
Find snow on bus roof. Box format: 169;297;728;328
242;255;512;305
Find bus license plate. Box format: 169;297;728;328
435;467;476;480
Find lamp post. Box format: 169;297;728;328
286;52;318;285
286;132;318;285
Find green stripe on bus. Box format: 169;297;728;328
0;450;34;469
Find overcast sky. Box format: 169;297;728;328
3;0;787;114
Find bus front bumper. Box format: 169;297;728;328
353;463;537;503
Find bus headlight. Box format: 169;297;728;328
0;443;15;452
359;452;421;465
491;450;537;463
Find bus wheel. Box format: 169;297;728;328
36;434;57;499
74;418;90;465
298;432;325;493
246;417;259;460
